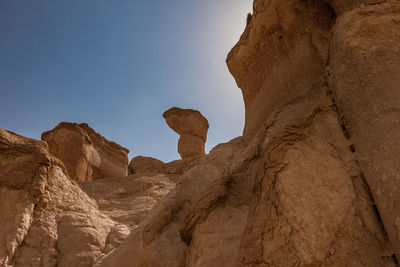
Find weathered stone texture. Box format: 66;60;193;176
0;128;175;267
41;122;129;181
328;1;400;259
98;90;396;267
2;0;400;266
163;107;209;159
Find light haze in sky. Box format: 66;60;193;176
0;0;252;162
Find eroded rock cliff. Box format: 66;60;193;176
42;122;129;182
0;129;175;266
163;107;209;159
1;0;399;266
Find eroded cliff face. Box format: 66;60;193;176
99;0;400;266
228;0;400;262
1;0;399;266
0;129;175;267
163;107;209;159
98;91;396;267
42;122;129;182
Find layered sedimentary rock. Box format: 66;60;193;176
42;122;129;182
0;128;175;266
163;107;209;159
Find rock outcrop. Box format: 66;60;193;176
0;128;175;266
128;155;201;176
128;156;167;175
163;107;209;159
0;128;126;266
42;122;129;182
1;0;400;266
98;0;400;266
227;0;400;261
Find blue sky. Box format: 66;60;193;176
0;0;251;162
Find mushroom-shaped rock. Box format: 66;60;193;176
163;107;209;159
41;122;129;181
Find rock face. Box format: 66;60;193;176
128;156;166;175
226;0;335;136
1;0;400;266
163;107;209;159
98;91;396;267
228;0;400;261
328;1;400;259
0;128;175;266
42;122;129;182
98;0;400;266
0;128;126;266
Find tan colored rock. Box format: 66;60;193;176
0;128;126;266
128;156;166;175
2;0;400;265
227;0;335;136
0;128;176;267
328;1;400;260
79;173;176;230
163;107;209;159
98;90;396;267
97;0;400;266
41;122;129;181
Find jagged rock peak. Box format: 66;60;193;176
163;107;209;159
41;122;129;182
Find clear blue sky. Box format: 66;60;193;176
0;0;251;162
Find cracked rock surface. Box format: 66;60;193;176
41;122;129;182
163;107;209;159
0;129;175;266
1;0;400;266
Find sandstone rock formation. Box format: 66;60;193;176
98;91;396;267
128;155;201;176
227;0;400;261
328;2;400;259
163;107;209;159
1;0;400;266
0;128;175;266
42;122;129;182
79;173;176;230
97;0;400;266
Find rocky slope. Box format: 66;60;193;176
1;0;400;266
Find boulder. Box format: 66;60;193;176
163;107;209;159
128;156;166;175
41;122;129;181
